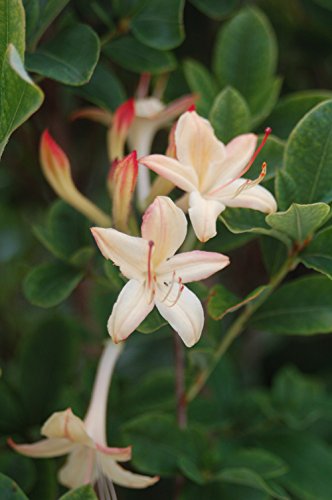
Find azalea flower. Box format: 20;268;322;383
9;341;158;492
141;110;277;242
91;196;230;347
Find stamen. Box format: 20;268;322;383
147;240;154;288
161;271;176;302
210;127;272;195
167;278;184;307
233;161;267;197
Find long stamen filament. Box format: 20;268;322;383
233;161;267;197
161;271;176;303
147;240;154;288
167;278;184;307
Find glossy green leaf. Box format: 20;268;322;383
77;61;126;112
275;170;298;211
208;285;269;321
300;226;332;279
0;473;28;499
0;0;25;59
137;309;167;333
19;317;78;423
266;90;332;140
213;7;277;115
250;77;282;127
0;452;36;494
59;485;97;499
26;23;100;85
26;0;70;48
224;449;287;480
250;275;332;335
284;100;332;204
266;203;330;243
23;261;84;308
260;236;288;277
209;87;251;143
217;468;287;499
183;58;218;116
189;0;239;19
131;0;185;50
105;35;177;74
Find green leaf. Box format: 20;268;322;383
23;261;84;308
0;0;25;59
183;58;218;116
189;0;239;20
301;227;332;279
0;452;36;494
260;432;332;500
209;87;251;143
137;309;167;333
271;366;326;429
224;448;287;479
0;473;28;499
247;135;285;183
208;284;268;320
18;317;78;423
266;203;330;243
76;61;126;112
275;170;298;211
105;35;177;74
260;236;288;277
26;23;100;86
250;77;282;128
59;485;97;499
131;0;185;50
0;45;44;158
216;468;287;499
266;90;332;140
0;381;23;433
213;7;277;115
220;208;289;245
250;275;332;335
283;100;332;204
26;0;70;48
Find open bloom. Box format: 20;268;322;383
9;342;158;492
91;196;230;347
141;110;277;242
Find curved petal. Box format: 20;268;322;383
156;285;204;347
175;111;226;182
59;446;97;489
42;409;93;447
142;196;187;265
158;250;230;283
218;179;277;213
141;155;199;192
8;437;74;458
188;191;225;242
108;280;153;343
91;227;147;280
214;133;257;185
97;443;132;462
101;456;159;489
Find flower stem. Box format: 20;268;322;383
186;254;298;402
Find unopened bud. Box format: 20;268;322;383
107;99;135;161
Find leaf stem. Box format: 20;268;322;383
186;254;298;402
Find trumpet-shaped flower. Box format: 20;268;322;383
141;110;277;242
9;342;158;492
91;196;230;347
40;130;111;227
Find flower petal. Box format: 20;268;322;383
97;443;132;462
42;409;93;447
141;155;199;192
218;179;277;213
214;134;257;187
59;446;97;489
188;191;225;242
158;250;230;283
154;94;196;124
8;437;74;458
175;111;226;183
108;280;153;343
101;455;159;489
141;196;187;265
156;286;204;347
91;227;147;280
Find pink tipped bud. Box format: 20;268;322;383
108;99;135;161
109;151;138;231
187;104;196;112
40;130;70;173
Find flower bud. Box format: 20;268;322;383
107;99;135;161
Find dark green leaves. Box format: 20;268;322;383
209;87;251;143
213;7;278;121
0;474;28;499
300;227;332;279
250;275;332;335
189;0;239;20
283;100;332;205
23;262;84;308
130;0;185;50
183;59;218;116
105;35;176;74
59;485;97;499
26;24;100;86
24;0;70;48
208;284;268;321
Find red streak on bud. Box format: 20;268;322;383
40;130;70;171
147;240;154;288
113;99;135;134
187;104;196;112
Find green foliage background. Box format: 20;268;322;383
2;0;332;498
